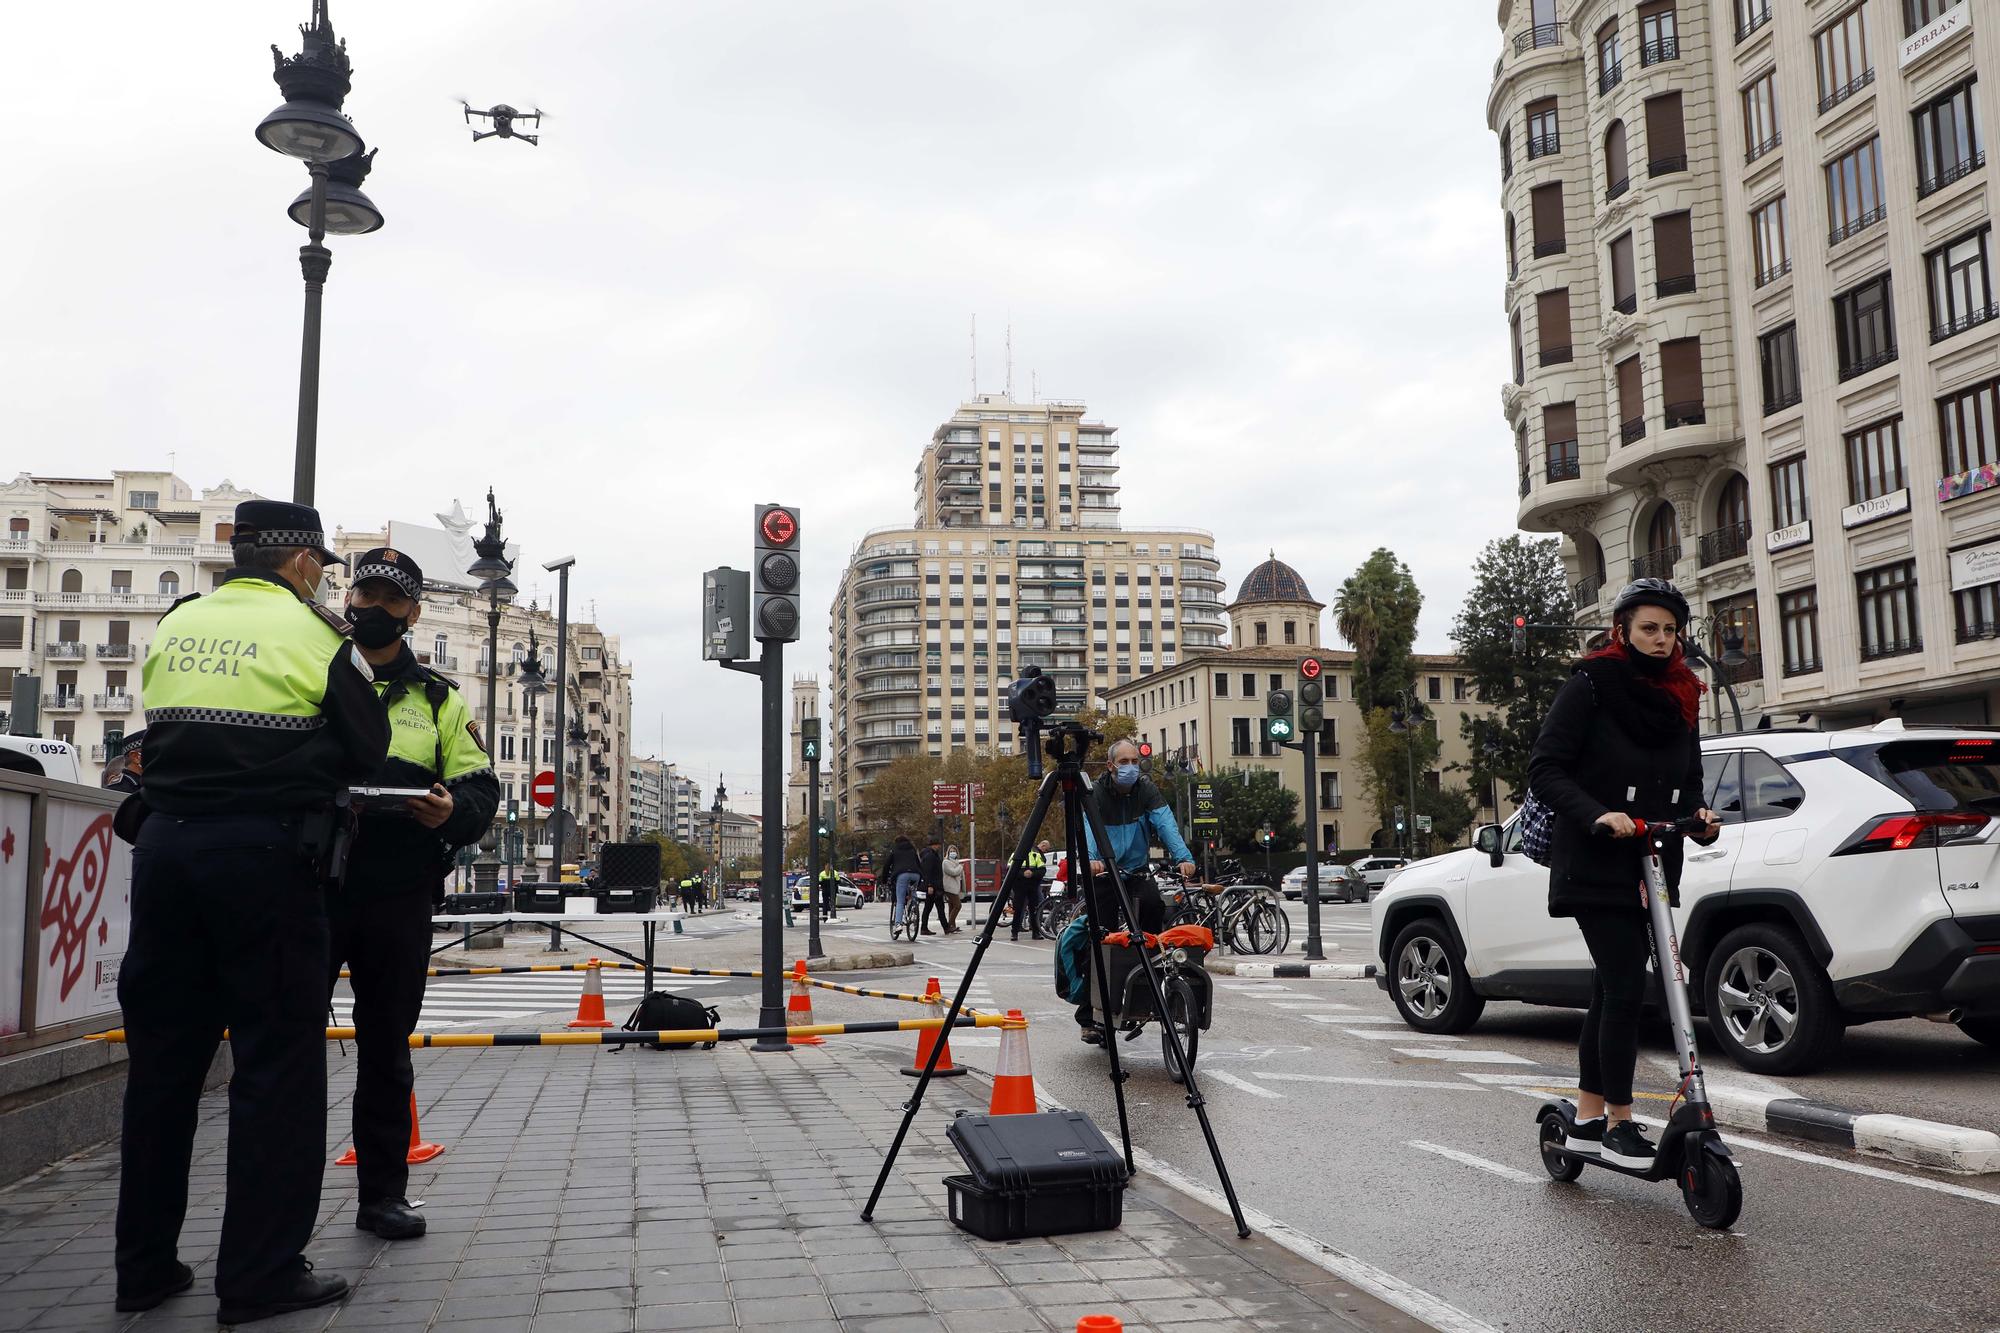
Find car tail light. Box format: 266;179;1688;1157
1834;812;1993;854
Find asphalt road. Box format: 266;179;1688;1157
829;900;2000;1333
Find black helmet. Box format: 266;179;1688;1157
1611;578;1689;630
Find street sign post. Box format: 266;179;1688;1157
531;770;556;810
930;782;964;816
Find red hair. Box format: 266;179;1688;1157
1584;638;1707;728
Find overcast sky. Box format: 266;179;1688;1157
7;2;1515;812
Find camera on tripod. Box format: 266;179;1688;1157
1006;666;1060;777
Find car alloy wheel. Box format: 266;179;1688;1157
1397;936;1454;1021
1714;944;1799;1055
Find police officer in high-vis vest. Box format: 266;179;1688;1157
1010;840;1050;941
115;501;389;1324
816;863;839;922
328;548;499;1242
678;874;700;914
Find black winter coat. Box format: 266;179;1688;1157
918;846;945;889
1528;655;1710;917
883;845;923;882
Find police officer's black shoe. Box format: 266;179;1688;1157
355;1197;427;1240
114;1260;194;1312
216;1263;348;1325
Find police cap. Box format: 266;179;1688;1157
232;500;343;566
352;546;424;601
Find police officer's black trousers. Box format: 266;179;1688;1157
1008;876;1044;937
116;815;329;1303
325;886;433;1206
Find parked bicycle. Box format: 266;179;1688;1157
1164;880;1291;955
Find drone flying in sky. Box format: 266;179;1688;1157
461;102;543;146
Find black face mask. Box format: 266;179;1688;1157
1623;639;1673;676
346;604;409;650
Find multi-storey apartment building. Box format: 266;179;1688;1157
0;472;264;775
828;394;1226;824
628;757;666;840
1103;557;1511;852
1494;0;2000;727
665;765;701;845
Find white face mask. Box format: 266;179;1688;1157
295;553;325;600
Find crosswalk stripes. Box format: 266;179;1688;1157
330;972;726;1031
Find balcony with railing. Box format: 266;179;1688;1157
1527;132;1561;160
1829;206;1887;247
1612;292;1637;315
92;692;134;712
1620;415;1646;444
1746;131;1782;165
1532;237;1568;259
1539;344;1574;367
1545;447;1581;483
1648;154;1687;178
39;591;175;612
1572;575;1604;609
1719;651;1764;685
1919;152;1986;200
1699;520;1752;567
44;641;85;660
1765;383;1802;414
1606;173;1631;201
42;693;83;713
1933;303;2000;343
1519;469;1533;498
1860;635;1923;662
1663;400;1707;430
1514;19;1567;53
1599;61;1623;95
1838;344;1898;382
1818;68;1874;115
1631;546;1680;580
1640;35;1679;65
1656;274;1697;298
1736;5;1771;41
1782;654;1821;678
96;642;135;660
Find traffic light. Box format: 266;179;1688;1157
1258;824;1274;846
1265;687;1295;742
1394;804;1406;833
801;716;820;764
1297;657;1324;734
814;819;830;838
1138;741;1153;758
1512;615;1527;655
753;503;801;642
506;798;519;825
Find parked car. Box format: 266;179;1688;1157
1371;720;2000;1073
1281;861;1366;903
1349;856;1409;897
787;874;865;912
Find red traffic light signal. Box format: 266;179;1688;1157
1138;741;1153;757
1299;657;1322;680
760;507;799;546
1514;615;1527;628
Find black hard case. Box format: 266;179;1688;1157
512;884;567;914
943;1111;1128;1240
441;891;510;915
594;886;657;914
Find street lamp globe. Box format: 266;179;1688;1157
260;2;362;162
481;574;518;604
257;100;364;162
288;149;382;234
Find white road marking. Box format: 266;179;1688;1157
1206;1070;1285;1099
1458;1071;1580;1085
1254;1073;1489;1092
1221;983;1295;992
1131;1151;1503;1333
1351;1029;1463;1042
1270;1001;1356;1010
1307;1014;1398;1024
1396;1048;1538;1065
1408;1140;1548;1185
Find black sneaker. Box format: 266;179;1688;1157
1601;1120;1658;1169
1563;1116;1605;1156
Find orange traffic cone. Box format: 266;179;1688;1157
988;1009;1036;1115
1077;1317;1123;1333
336;1092;443;1166
900;976;966;1078
567;958;614;1030
787;960;825;1046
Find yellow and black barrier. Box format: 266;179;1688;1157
85;1012;1012;1049
337;961;763;980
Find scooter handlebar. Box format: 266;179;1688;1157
1590;815;1714;839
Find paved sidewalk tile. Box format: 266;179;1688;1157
0;1009;1423;1330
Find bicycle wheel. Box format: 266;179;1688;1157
1235;900;1289;955
1161;976;1200;1085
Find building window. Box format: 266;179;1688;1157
1254;622;1268;646
1231;717;1252;756
1743;70;1781;161
1955;573;2000;643
1939;376;2000;477
1617;355;1645;443
1653;211;1695;296
1760;323;1801;413
1241;673;1254;697
1526;97;1560;159
1537;289;1573;365
1707;476;1753;568
1283;621;1297;645
1737;0;1773;42
1661;337;1704;428
1609;231;1636;314
1544;403;1579;481
1827;137;1885;245
129;490;158;510
1913;80;1983;198
1215;672;1228;697
1856;560;1921;660
1752;195;1791;285
158;571;180;597
1815;6;1873;113
1531;182;1566;257
1603;121;1630;200
1711;593;1761;682
1905;0;1954;33
1645;93;1687;176
1846;418;1907;504
1635;502;1680;579
1770;455;1810;529
1639;0;1679;65
1834;273;1896;379
1598;20;1624;93
1927;227;1996;342
1780;589;1821;675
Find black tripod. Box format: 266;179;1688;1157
862;718;1250;1238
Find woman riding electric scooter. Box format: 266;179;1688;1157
1528;578;1720;1169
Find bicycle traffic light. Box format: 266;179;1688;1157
1265;687;1295;742
753;504;801;642
1297;657;1324;734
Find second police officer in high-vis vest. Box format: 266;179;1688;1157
328;548;499;1241
116;501;389;1324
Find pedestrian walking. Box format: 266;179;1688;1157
326;549;499;1243
1010;840;1050;940
816;863;839;921
1528;578;1719;1171
885;835;923;933
941;843;966;930
114;501;389;1323
918;834;953;935
679;873;699;914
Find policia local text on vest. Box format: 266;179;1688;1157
114;501;389;1324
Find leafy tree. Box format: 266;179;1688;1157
1158;765;1300;857
1449;534;1576;805
637;832;709;885
1356;712;1481;854
1334;549;1423;712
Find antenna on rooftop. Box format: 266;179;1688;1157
1005;321;1013;398
969;315;978;398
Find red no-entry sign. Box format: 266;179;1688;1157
532;770;556;809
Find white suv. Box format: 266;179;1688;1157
1370;721;2000;1074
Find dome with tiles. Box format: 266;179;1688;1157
1233;553;1317;606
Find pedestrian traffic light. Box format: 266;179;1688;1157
753;503;801;643
1512;615;1527;654
1297;658;1324;733
1394;804;1406;833
815;819;830;838
507;799;518;825
1265;687;1295;742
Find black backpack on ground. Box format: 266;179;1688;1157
615;990;721;1052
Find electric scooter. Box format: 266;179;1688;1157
1536;815;1744;1229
